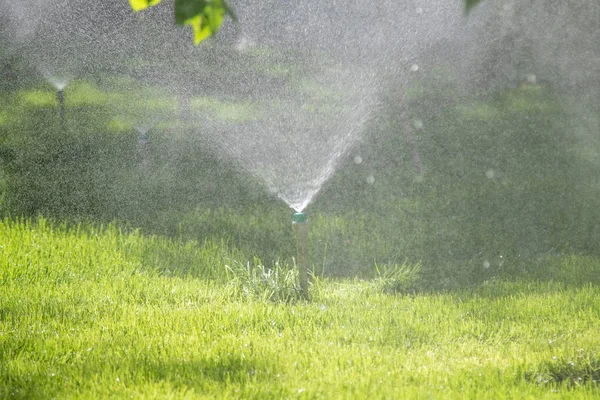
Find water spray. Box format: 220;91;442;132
293;212;309;299
57;89;65;126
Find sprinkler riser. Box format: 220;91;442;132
57;89;65;126
293;212;309;299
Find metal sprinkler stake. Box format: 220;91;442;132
293;212;309;299
57;89;65;126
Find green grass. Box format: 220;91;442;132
1;218;600;398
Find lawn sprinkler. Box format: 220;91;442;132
293;212;309;299
57;89;65;126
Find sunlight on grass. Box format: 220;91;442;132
191;96;260;121
17;90;56;107
67;81;111;106
457;103;501;121
504;87;557;114
106;117;133;132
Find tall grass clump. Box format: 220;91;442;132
527;349;600;388
370;261;421;294
224;258;306;303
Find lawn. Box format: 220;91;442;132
1;218;599;399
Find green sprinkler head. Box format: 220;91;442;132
293;212;307;224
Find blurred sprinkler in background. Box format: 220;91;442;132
57;88;65;126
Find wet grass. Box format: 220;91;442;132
1;218;600;398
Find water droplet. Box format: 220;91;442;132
483;260;490;269
354;155;363;164
234;36;254;52
413;119;423;129
485;169;495;179
366;175;375;184
415;7;423;14
526;74;537;84
410;64;419;72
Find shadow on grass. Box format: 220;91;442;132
0;353;282;399
139;354;270;387
409;254;600;298
0;373;50;400
526;350;600;388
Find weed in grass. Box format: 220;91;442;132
224;258;305;303
372;261;421;294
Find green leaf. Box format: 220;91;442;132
174;0;207;25
175;0;235;44
465;0;483;13
129;0;162;12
